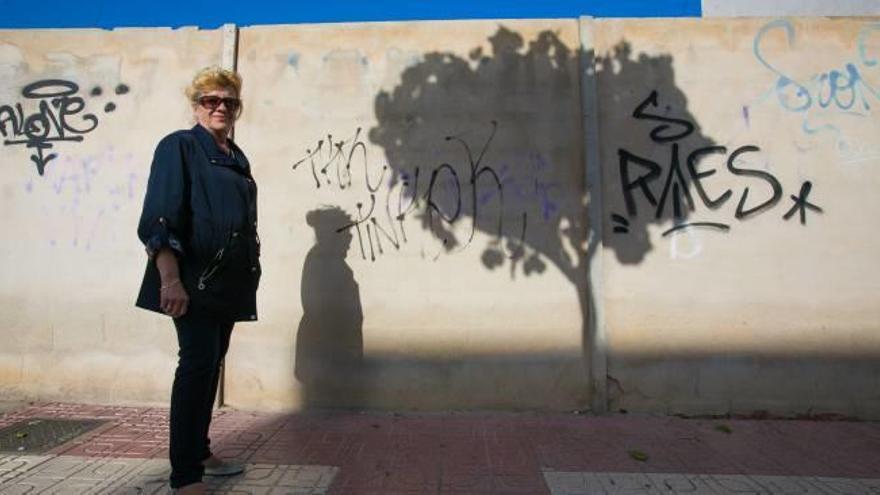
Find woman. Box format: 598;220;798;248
135;66;260;494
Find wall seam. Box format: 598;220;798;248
578;15;609;414
218;22;240;408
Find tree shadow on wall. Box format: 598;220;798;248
593;42;721;264
365;26;717;410
294;207;366;408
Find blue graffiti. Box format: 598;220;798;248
859;23;880;67
753;19;880;133
478;152;561;222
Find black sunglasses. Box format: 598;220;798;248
197;95;242;112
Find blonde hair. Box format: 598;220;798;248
185;66;243;104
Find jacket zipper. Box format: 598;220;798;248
197;247;225;290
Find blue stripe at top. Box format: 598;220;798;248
0;0;701;29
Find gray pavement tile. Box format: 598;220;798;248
748;475;829;494
594;472;664;494
544;471;661;495
95;459;168;494
707;474;773;494
0;454;53;483
645;473;721;494
0;454;338;495
1;475;65;494
214;463;289;487
67;458;139;481
209;463;338;489
543;472;880;495
859;478;880;493
812;476;879;494
32;455;101;478
543;470;591;493
0;456;125;494
3;454;96;487
206;463;338;494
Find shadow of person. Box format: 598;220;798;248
294;207;365;408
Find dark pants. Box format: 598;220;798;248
169;312;234;489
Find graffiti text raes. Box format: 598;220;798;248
614;90;823;236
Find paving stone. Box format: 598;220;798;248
0;455;338;495
1;478;62;494
705;474;772;494
595;471;665;494
858;478;880;492
645;473;721;494
543;472;880;495
811;476;879;494
0;454;53;483
543;470;591;493
748;475;832;494
96;458;171;494
0;456;106;493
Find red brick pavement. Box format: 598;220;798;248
2;402;879;494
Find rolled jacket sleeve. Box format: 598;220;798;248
137;134;189;258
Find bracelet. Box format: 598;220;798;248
160;279;181;291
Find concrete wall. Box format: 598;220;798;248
592;17;880;417
228;19;588;411
1;16;879;416
0;27;225;405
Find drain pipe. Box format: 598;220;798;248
217;22;240;408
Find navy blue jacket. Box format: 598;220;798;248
136;124;260;322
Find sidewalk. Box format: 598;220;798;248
0;402;878;494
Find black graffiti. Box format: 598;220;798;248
436;123;505;246
726;145;783;219
614;90;820;234
632;90;695;143
618;148;661;217
292;128;398;261
783;181;823;225
1;80;128;176
619;143;783;221
293;122;527;262
611;213;630;234
292;127;387;193
687;146;732;209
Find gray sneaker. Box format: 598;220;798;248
202;456;245;477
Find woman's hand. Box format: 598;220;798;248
156;248;189;318
160;279;189;318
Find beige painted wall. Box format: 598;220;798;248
0;27;224;405
229;19;588;411
593;17;880;416
1;17;878;417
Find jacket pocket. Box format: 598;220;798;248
188;230;253;317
